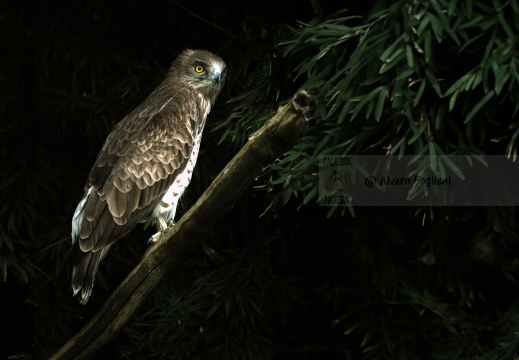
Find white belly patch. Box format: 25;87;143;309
152;95;210;228
152;133;202;225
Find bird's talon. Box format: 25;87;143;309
148;232;161;245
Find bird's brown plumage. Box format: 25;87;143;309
71;49;226;303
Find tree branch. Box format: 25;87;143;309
50;90;310;360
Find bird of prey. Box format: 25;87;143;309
70;49;226;304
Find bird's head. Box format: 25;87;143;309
170;49;227;104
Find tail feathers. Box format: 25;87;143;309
72;187;89;241
72;250;103;305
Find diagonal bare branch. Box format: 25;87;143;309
50;90;310;360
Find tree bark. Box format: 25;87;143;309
50;90;310;360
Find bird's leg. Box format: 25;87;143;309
148;216;169;244
157;216;168;232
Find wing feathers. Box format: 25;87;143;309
127;185;141;214
80;205;111;251
113;175;131;193
84;191;104;222
142;171;154;187
75;89;200;253
92;210;117;249
107;183;127;219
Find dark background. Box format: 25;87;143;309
2;0;519;359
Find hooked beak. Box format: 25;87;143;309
211;72;222;88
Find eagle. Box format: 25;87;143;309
70;49;226;304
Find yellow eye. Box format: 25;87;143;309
195;65;204;73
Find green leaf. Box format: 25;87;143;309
442;155;465;180
448;0;458;15
270;174;288;185
506;127;519;159
365;95;375;119
458;31;486;53
337;100;355;124
496;4;516;38
379;35;404;62
429;143;437;171
406;45;414;67
351;86;384;121
397;67;417;80
413;80;427;107
424;32;432;63
493;63;510;95
471;70;483;90
464;74;476;91
435;105;445;130
449;90;459;111
374;86;386;121
416;14;431;36
425;68;442;97
303;185;318;205
464;0;473;17
380;48;405;73
407;120;428;145
465;90;495;123
428;13;443;43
